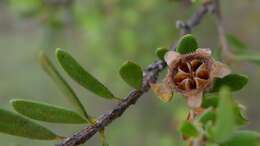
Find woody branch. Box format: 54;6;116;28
57;1;216;146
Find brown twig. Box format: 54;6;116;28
213;0;234;62
176;1;215;35
56;2;215;146
172;1;215;49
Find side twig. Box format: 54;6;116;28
57;2;215;146
213;0;234;62
175;1;215;35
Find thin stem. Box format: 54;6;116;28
99;129;108;146
214;0;235;63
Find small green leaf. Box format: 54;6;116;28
40;52;89;118
56;48;116;99
11;99;87;124
234;104;248;125
180;121;199;137
212;87;236;143
226;34;247;53
155;47;169;60
211;74;248;92
0;108;60;140
198;108;216;124
176;34;198;54
119;61;143;89
220;130;260;146
202;94;219;108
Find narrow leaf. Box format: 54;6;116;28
11;99;87;124
211;74;248;92
212;87;236;143
180;121;199;137
56;48;116;99
155;47;169;60
40;52;89;118
221;130;260;146
176;34;198;54
226;34;247;53
235;53;260;66
0;108;60;140
119;61;143;89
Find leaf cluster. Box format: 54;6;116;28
0;48;144;140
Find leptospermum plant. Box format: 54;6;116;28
0;34;259;146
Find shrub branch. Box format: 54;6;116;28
57;2;216;146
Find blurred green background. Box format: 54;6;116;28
0;0;259;146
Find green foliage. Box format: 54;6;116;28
176;34;198;54
226;34;247;53
234;104;248;125
235;53;260;65
40;52;89;118
220;130;260;146
156;47;169;60
212;87;236;143
11;99;87;124
202;95;248;126
9;0;42;17
205;144;219;146
202;94;219;108
180;121;199;137
226;33;260;66
56;48;117;100
119;61;143;89
211;74;248;92
3;2;260;145
198;108;216;124
0;108;59;140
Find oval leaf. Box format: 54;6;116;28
180;121;199;137
155;47;169;60
176;34;198;54
211;74;248;92
234;104;248;126
202;94;219;108
56;48;116;99
11;99;87;124
0;108;60;140
40;52;89;118
119;61;143;89
212;87;236;143
220;130;260;146
198;108;216;124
